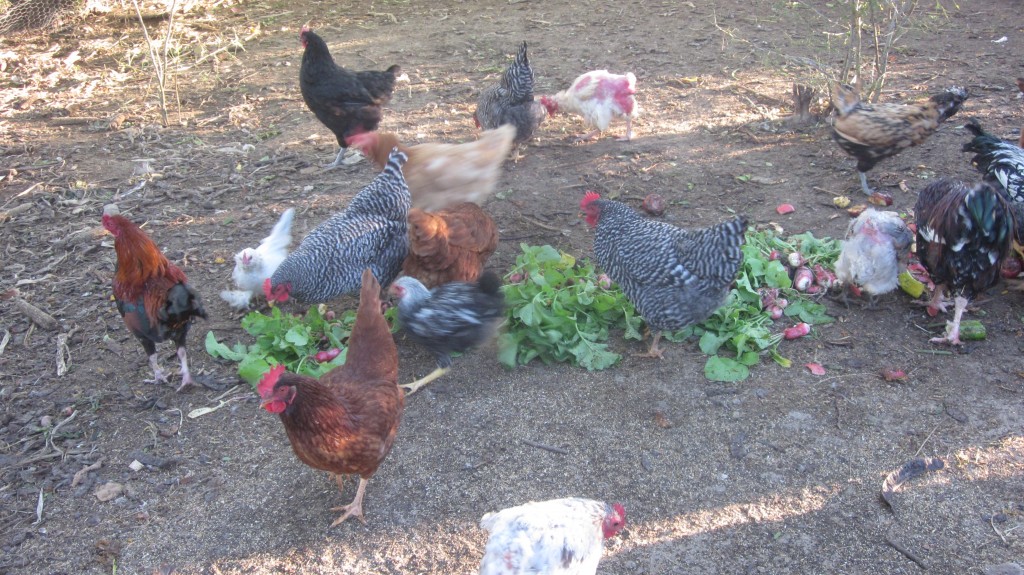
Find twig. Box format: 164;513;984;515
0;329;10;356
913;424;939;458
521;439;568;455
884;532;927;570
990;514;1008;545
13;298;58;330
915;349;953;356
520;215;564;233
71;458;104;487
32;489;43;525
46;410;78;459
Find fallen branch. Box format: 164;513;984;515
884;532;927;570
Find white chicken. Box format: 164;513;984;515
834;208;913;306
540;70;639;142
478;498;626;575
220;208;295;309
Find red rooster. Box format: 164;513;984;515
102;214;207;391
258;269;402;526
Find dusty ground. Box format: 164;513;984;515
1;0;1023;574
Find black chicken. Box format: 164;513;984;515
474;41;546;149
299;26;403;169
915;179;1013;345
832;84;968;195
389;272;505;395
962;118;1024;204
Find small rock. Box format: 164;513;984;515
94;482;124;502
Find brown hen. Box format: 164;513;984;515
402;203;498;289
258;269;402;526
346;125;515;211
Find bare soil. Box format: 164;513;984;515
1;1;1023;574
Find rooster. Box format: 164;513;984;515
258;269;402;526
299;26;404;169
474;41;546;150
915;179;1013;345
346;126;515;211
102;213;207;391
265;149;410;304
221;208;295;310
832;84;968;195
962;118;1024;204
403;203;499;289
580;191;747;358
479;498;626;575
834;208;913;307
389;272;505;395
540;70;639;142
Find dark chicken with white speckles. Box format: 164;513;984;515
914;179;1013;345
474;41;546;148
962;118;1024;204
389;272;505;395
580;191;748;358
832;84;968;195
264;149;410;304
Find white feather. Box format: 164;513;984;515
226;208;295;308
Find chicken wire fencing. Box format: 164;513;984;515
0;0;84;35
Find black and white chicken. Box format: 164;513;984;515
962;118;1024;204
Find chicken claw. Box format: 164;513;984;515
400;367;449;396
929;296;968;346
146;354;170;384
330;477;369;526
632;332;665;359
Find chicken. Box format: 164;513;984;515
540;70;639;142
265;149;410;304
389;272;505;395
346;126;515;211
221;208;295;310
299;26;403;169
403;203;499;288
102;213;207;391
478;498;626;575
580;191;748;358
832;84;969;195
258;269;402;526
962;118;1024;204
474;41;546;149
834;208;913;306
915;179;1013;345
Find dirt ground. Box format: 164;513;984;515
1;0;1023;573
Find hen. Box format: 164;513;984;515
403;203;499;289
299;26;403;169
479;498;626;575
962;118;1024;204
389;272;505;395
832;84;968;195
258;269;402;526
265;149;410;304
540;70;639;142
221;208;295;310
580;191;748;358
834;208;913;306
346;126;516;210
474;41;546;149
102;213;207;391
915;179;1013;344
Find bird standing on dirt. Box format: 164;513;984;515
298;26;404;169
474;41;546;151
102;213;207;391
540;69;639;142
831;84;968;195
580;191;748;358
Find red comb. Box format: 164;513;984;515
580;190;601;209
262;278;273;300
257;364;287;398
613;502;626;520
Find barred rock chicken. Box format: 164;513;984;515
540;70;639;142
915;179;1013;345
403;203;499;289
479;498;626;575
474;41;546;149
102;213;207;391
834;208;913;306
832;84;968;195
580;191;748;358
265;150;410;304
221;208;295;310
963;118;1024;204
346;126;516;210
389;272;505;395
299;26;403;169
258;269;402;526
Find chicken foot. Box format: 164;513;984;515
323;148;364;170
175;346;196;391
930;296;969;345
916;284;950;315
145;353;171;384
857;171;874;196
632;331;665;359
616;117;634;141
573;129;603;143
400;366;449;396
330;476;369;526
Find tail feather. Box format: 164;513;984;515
342;269;397;382
262;208;295;254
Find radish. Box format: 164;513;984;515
805;285;821;295
769;306;784;320
783;323;811;340
776;203;795;215
812;264;835;289
787;252;806;268
793;267;814;291
508;272;524;284
775;298;789;309
597;274;612;289
313;348;342;363
1001;256;1022;278
768;250;781;261
642;193;666;216
758;287;780;309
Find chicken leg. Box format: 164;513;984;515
930;296;969;345
632;331;665;359
145;353;170;384
400;367;449;396
858;171;873;196
330;476;369;526
175;346;196;391
616;117;634;141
